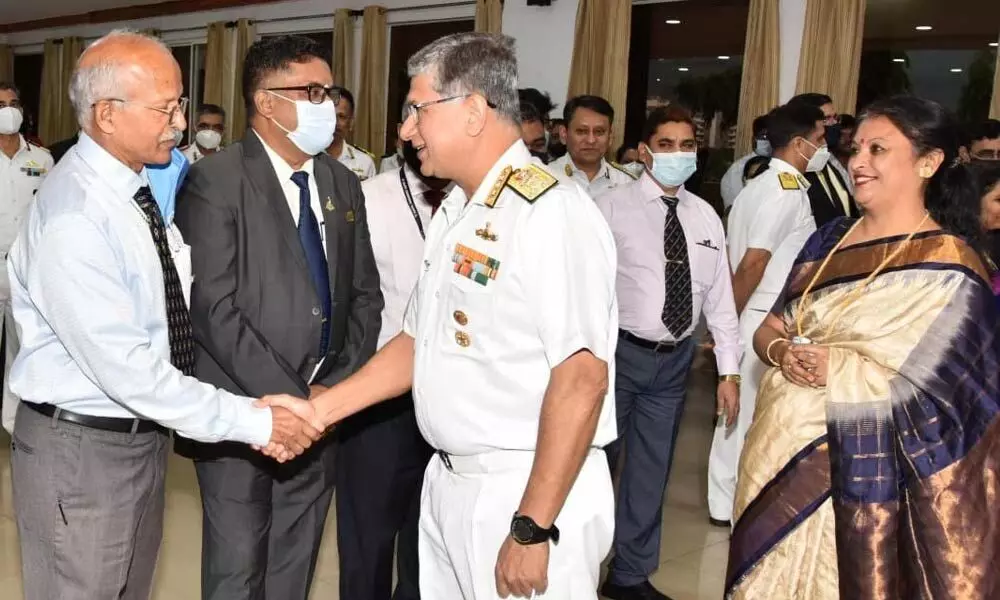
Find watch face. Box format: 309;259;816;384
511;517;535;543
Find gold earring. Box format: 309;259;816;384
919;165;933;178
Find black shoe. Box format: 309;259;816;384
709;517;732;528
600;580;674;600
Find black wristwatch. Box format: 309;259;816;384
510;513;560;545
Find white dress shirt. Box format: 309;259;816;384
6;132;271;445
402;141;618;455
379;152;402;174
548;154;636;199
596;172;742;375
727;157;816;311
337;142;377;181
720;151;756;211
256;130;326;256
0;135;53;280
363;164;452;350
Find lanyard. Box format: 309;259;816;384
399;166;426;239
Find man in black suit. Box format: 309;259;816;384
175;35;383;600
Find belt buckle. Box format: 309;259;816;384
654;340;671;353
437;450;453;471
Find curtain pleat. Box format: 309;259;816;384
39;38;81;145
795;0;866;114
333;9;355;88
203;22;228;111
566;0;631;157
0;45;13;82
231;19;256;143
475;0;503;34
990;36;999;119
355;6;388;155
57;37;83;142
734;0;780;155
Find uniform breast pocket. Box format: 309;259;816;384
443;277;496;361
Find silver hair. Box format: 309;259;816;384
69;29;171;129
407;32;520;125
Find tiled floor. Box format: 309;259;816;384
0;353;727;599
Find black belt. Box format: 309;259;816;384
23;401;166;434
618;329;688;353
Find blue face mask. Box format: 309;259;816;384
647;150;697;187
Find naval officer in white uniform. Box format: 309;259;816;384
707;102;826;526
325;86;377;181
548;95;635;199
264;32;620;599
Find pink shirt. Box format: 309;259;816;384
596;173;742;374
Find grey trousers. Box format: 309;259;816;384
11;402;169;600
193;438;336;600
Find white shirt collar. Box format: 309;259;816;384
254;129;314;183
638;171;687;205
75;132;148;201
769;156;804;178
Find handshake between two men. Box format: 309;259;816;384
253;385;334;463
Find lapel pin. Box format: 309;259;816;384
475;222;498;242
325;197;335;212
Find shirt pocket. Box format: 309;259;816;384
690;244;720;296
442;274;496;362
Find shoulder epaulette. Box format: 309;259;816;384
506;164;558;204
355;145;376;160
27;141;50;154
777;172;800;190
611;161;638;180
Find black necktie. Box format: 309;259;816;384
423;189;446;216
660;196;693;338
290;171;332;357
133;186;196;376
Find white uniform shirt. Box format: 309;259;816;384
720;151;756;211
6;132;271;444
336;142;377;181
379;152;402;174
0;135;53;299
727;157;816;310
402;141;619;456
596;173;742;374
363;164;452;350
181;143;219;165
548;154;636;199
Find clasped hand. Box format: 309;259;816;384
252;389;329;462
778;343;830;388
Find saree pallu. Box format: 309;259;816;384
726;220;1000;599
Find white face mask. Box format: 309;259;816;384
196;129;223;150
621;162;645;178
799;138;831;173
172;129;184;147
0;106;24;136
646;148;698;188
268;91;337;156
754;139;771;156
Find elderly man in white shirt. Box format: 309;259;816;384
6;30;321;600
595;105;741;600
336;134;451;600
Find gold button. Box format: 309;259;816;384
455;331;471;347
453;310;469;326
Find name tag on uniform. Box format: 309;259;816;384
453;243;500;286
20;166;46;177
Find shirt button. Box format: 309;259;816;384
453;310;468;326
455;331;471;347
312;307;321;316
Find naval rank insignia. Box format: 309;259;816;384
778;172;800;190
475;222;498;242
506;165;557;203
453;243;500;286
484;166;513;208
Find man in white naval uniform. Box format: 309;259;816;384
549;95;635;199
707;102;827;526
325;86;377;181
264;32;620;599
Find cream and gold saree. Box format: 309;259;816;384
726;219;1000;599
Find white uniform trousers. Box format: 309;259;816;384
1;300;19;433
706;304;771;522
419;448;614;599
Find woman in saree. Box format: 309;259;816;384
725;95;1000;599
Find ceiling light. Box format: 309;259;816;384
950;68;963;73
656;78;662;82
718;55;730;60
677;67;689;72
893;58;906;63
665;19;681;25
914;25;933;31
991;42;999;47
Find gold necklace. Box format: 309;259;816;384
794;212;931;342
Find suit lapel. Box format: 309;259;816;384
315;158;345;292
242;131;309;273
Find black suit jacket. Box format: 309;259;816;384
804;163;859;227
174;130;383;457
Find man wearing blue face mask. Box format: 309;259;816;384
174;35;383;600
720;114;769;212
596;105;742;600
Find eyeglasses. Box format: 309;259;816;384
266;85;341;105
403;94;497;123
98;97;189;124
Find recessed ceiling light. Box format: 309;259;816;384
991;42;999;47
665;19;681;25
893;58;906;63
718;55;730;60
950;68;963;73
677;67;690;72
915;25;933;31
656;78;662;82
